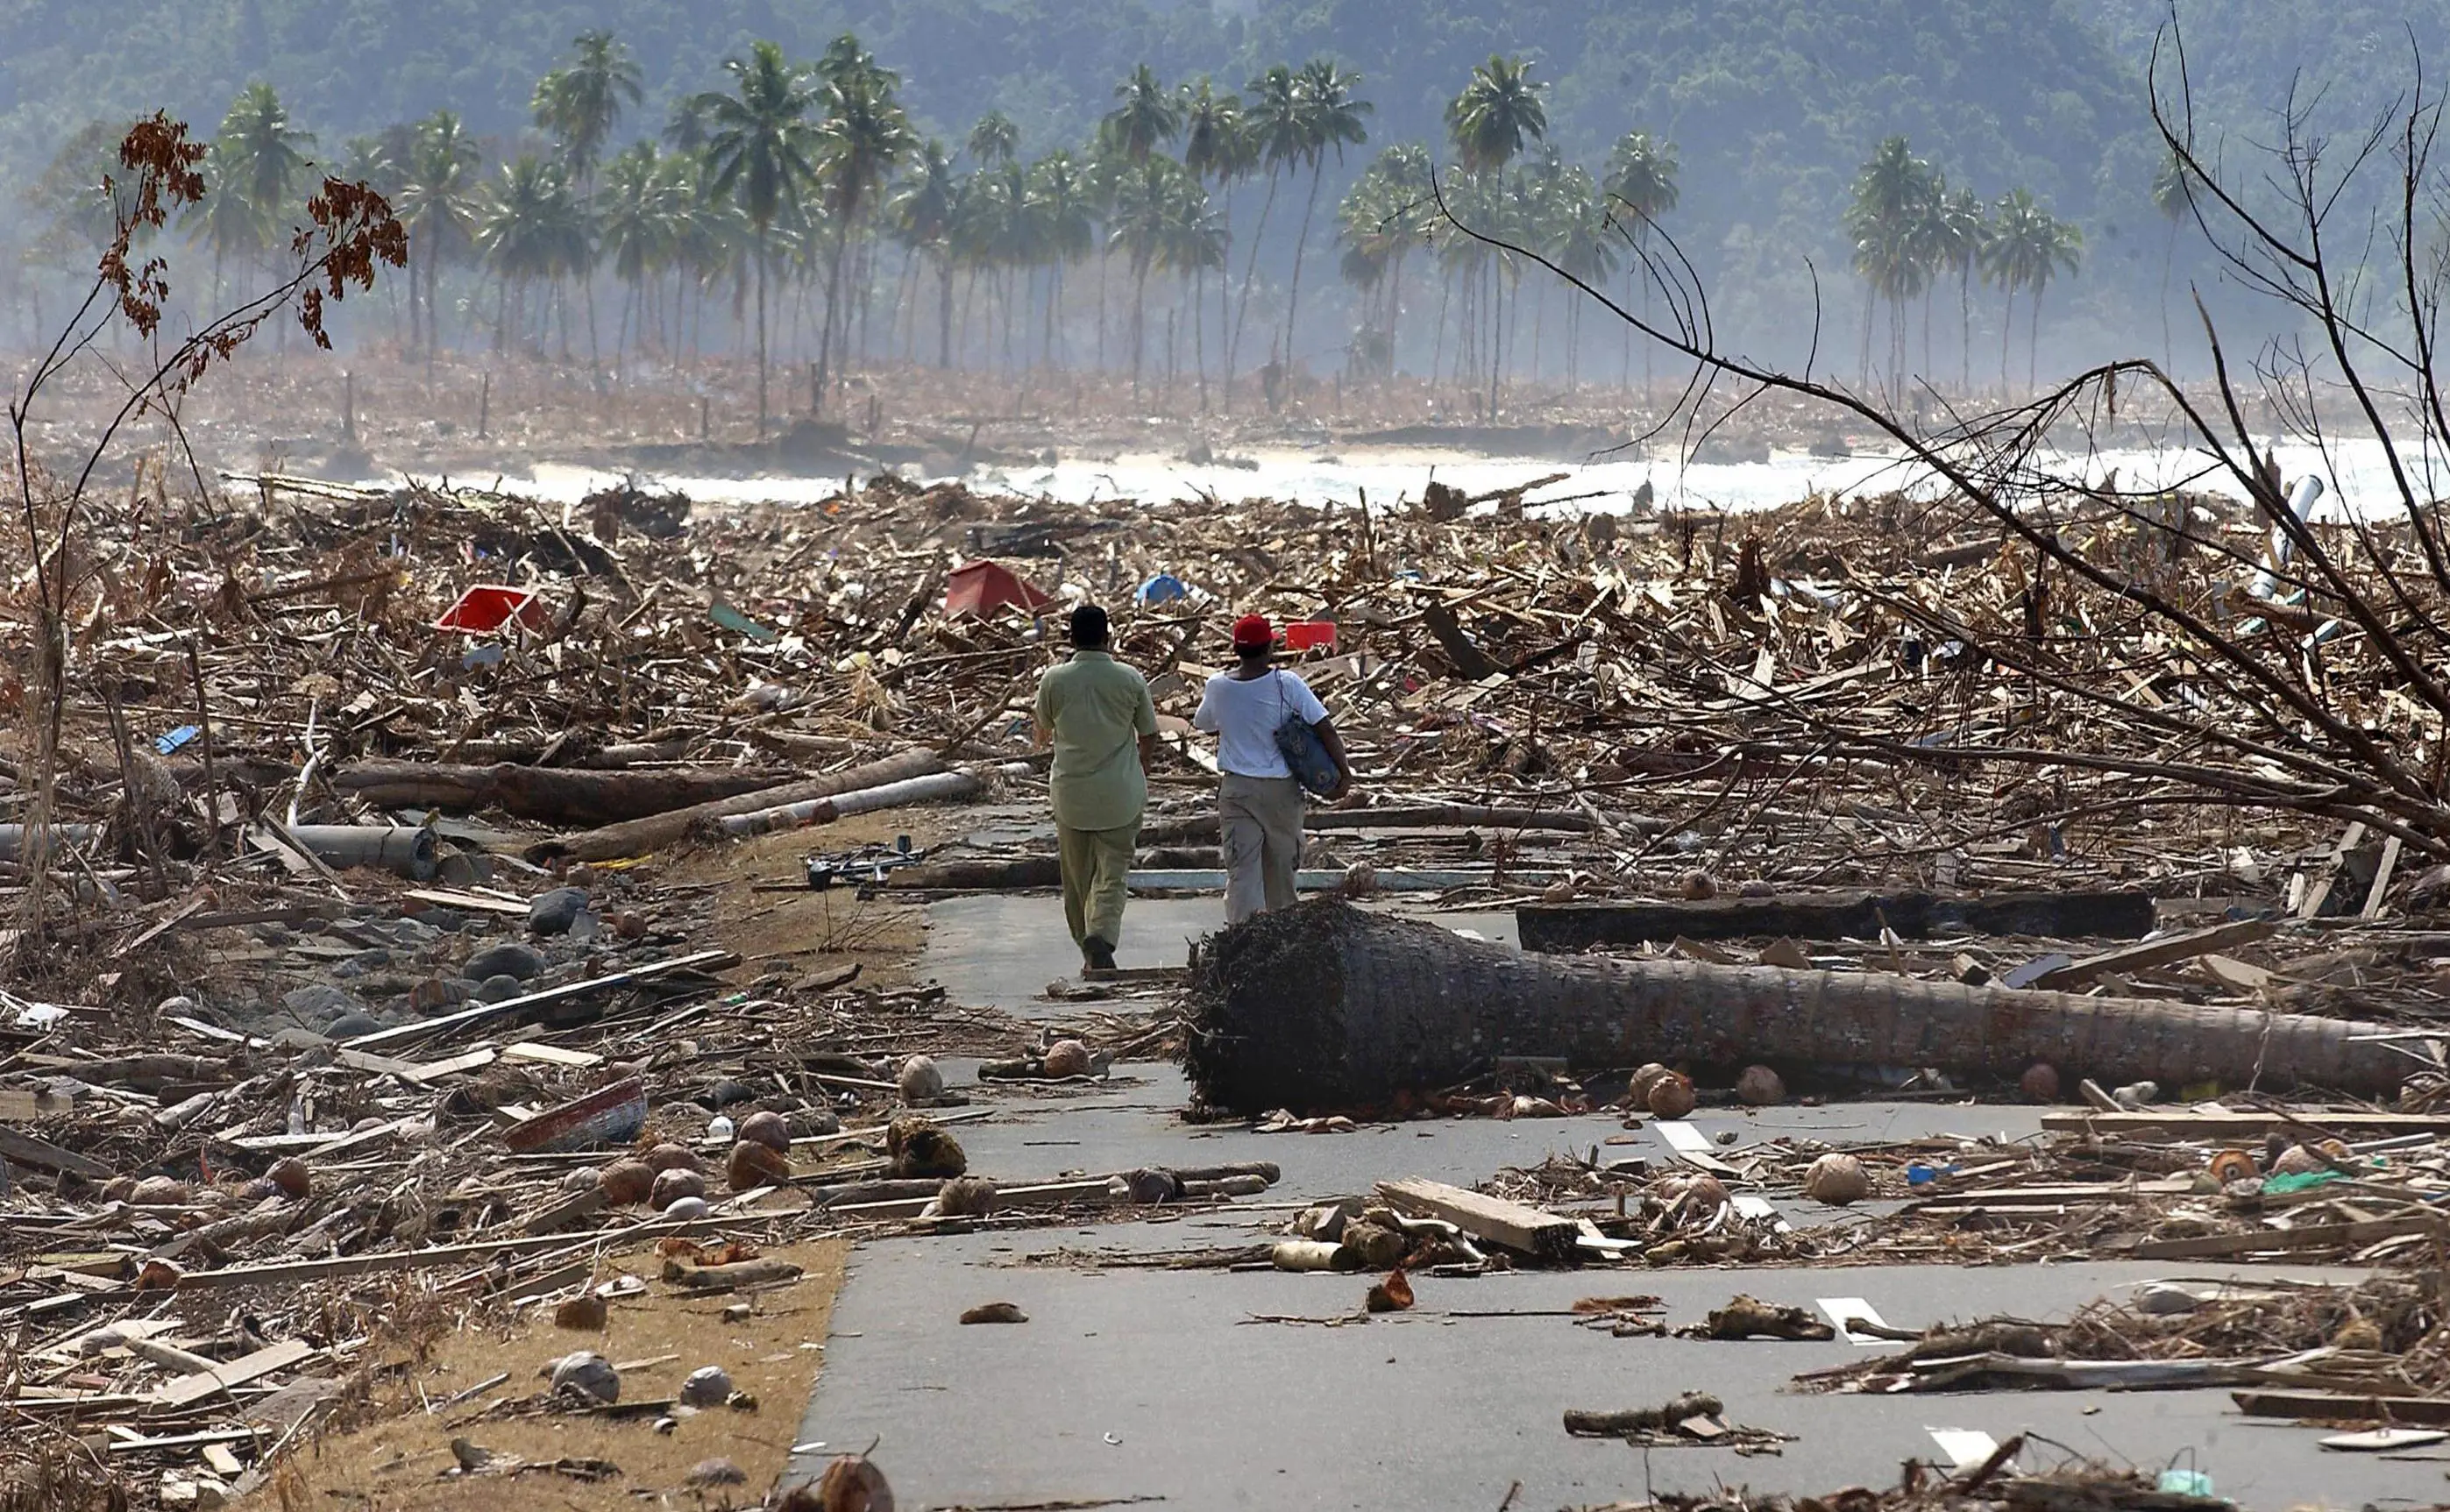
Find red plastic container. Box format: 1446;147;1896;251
435;584;548;634
1284;620;1339;651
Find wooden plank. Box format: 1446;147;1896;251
406;1047;498;1083
2042;1110;2450;1139
2233;1390;2450;1426
2297;822;2368;919
1378;1176;1580;1259
828;1178;1114;1221
164;1217;710;1291
0;1125;114;1179
2027;918;2278;991
501;1041;604;1069
348;950;735;1050
404;888;531;917
2127;1215;2437;1260
2199;954;2274;994
1516;890;2156;952
333;1047;430;1080
2364;835;2405;919
144;1338;316;1408
202;1442;246;1475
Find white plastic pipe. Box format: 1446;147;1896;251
2249;474;2326;599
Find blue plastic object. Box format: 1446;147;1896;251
1136;572;1189;606
154;724;202;756
2155;1469;2214;1497
1906;1162;1960;1187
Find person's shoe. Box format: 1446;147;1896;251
1082;935;1118;972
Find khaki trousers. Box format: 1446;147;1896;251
1058;821;1138;948
1219;772;1303;924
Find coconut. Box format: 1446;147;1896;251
650;1168;707;1207
726;1139;790;1191
1040;1039;1092;1079
553;1292;608;1331
548;1350;619;1403
128;1175;191;1207
1645;1071;1697;1119
2019;1062;2062;1104
886;1114;966;1179
559;1166;602;1194
2269;1143;2328;1175
1626;1063;1672;1105
1801;1152;1871;1204
897;1054;945;1104
2207;1149;2257;1184
266;1157;313;1200
1735;1065;1786;1106
679;1365;734;1407
737;1109;792;1154
600;1159;655;1205
1679;870;1719;900
643;1141;700;1174
934;1175;999;1217
810;1452;896;1512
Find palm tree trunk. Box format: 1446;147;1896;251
1959;262;1971;395
1183;903;2412;1112
1229;170;1281;400
2028;283;2042;394
816;215;851;416
938;254;955;369
756;240;771;433
1194;265;1208;410
1282;160;1324;372
1131;259;1149;394
2161;222;2177;377
1999;286;2013;394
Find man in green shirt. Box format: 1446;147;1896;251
1033;604;1159;971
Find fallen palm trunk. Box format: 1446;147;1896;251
710;764;1026;840
1184;899;2411;1111
1136;802;1655;847
334;761;799;824
1516;889;2157;950
534;749;944;862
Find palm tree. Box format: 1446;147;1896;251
891;140;963;366
1984;187;2083;394
1105;64;1183;164
394;110;482;358
600;140;690;363
1027;150;1095;366
1107;154;1211;391
1338;143;1432;379
1602;131;1678;395
1280;58;1371;373
1930;185;1986;393
1445;56;1544;415
1542;163;1617;387
1230;63;1304;391
1844;136;1936;394
533;31;643;188
693;39;822;431
1178;78;1249;384
1445;55;1545;176
968;110;1019;167
810;41;917;406
477;153;589;354
2152;149;2193;376
201;83;315;295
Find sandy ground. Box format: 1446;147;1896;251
254;1239;847;1511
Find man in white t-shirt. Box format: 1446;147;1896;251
1192;614;1353;923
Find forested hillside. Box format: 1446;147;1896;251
2;0;2435;380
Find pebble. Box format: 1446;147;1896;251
408;977;471;1012
464;942;547;982
685;1458;745;1487
662;1195;711;1219
281;984;363;1019
527;887;591;936
326;1013;382;1040
473;975;527;1004
155;994;198;1019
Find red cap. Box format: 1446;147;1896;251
1231;614;1275;650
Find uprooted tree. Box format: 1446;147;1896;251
1425;25;2450;874
8;113;406;964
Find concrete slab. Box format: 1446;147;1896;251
798;1068;2400;1508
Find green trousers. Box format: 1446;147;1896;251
1058;820;1139;948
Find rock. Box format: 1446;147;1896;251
1801;1153;1871;1204
792;1105;842;1138
1645;1071;1697;1119
1040;1040;1091;1079
553;1293;607;1331
1735;1065;1786;1106
407;977;471;1013
266;1158;312;1199
473;975;527;1004
685;1458;747;1488
662;1195;710;1219
737;1109;792;1153
1117;1168;1182;1203
650;1168;707;1207
156;994;198;1019
464;942;547;982
326;1012;382;1040
548;1350;619;1403
600;1160;655;1204
561;1166;602;1193
679;1366;734;1407
959;1302;1027;1324
436;851;486;888
611;911;648;941
281;983;363;1019
527;887;590;936
263;1026;332;1051
898;1054;944;1104
701;1078;759;1109
726;1139;789;1190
